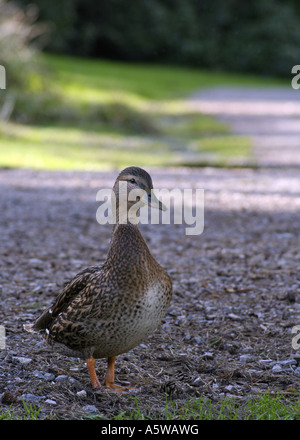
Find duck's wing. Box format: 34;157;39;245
28;265;102;332
45;275;112;350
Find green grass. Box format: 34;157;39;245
0;54;287;170
0;122;179;170
0;398;41;420
43;54;286;102
1;393;299;420
113;393;300;421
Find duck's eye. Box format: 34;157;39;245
129;178;136;184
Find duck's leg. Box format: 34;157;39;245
103;356;118;389
86;357;101;389
103;356;138;392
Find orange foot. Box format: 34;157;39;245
86;356;138;392
103;381;138;392
102;356;138;392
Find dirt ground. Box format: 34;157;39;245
0;165;299;419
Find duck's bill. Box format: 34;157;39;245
140;191;167;211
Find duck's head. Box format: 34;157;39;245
113;167;166;214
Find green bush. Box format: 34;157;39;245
0;1;156;130
0;0;51;120
0;0;46;89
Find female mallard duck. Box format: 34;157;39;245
25;167;172;391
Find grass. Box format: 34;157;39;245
0;398;41;420
112;393;300;421
0;54;288;170
1;393;298;420
43;54;286;101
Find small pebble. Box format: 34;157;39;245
76;390;87;398
55;374;68;382
272;364;283;373
82;405;99;414
69;376;81;386
69;366;80;372
228;313;242;321
33;370;55;381
224;385;235;392
192;376;202;384
12;356;32;365
274;359;297;366
21;393;45;403
45;399;56;405
28;258;43;265
239;354;254;364
202;352;214;360
193;336;204;345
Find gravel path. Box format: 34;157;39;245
189;86;300;167
0;87;299;419
0;164;299;418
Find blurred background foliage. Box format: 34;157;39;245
16;0;300;76
0;0;298;169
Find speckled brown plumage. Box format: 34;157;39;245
25;167;172;390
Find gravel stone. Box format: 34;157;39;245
272;364;283;373
45;399;57;405
240;354;254;364
22;393;45;403
12;356;32;365
82;405;99;414
33;370;55;381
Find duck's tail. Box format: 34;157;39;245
23;308;53;334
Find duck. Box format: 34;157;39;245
25;166;172;391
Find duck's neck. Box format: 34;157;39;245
105;220;150;269
112;202;140;227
